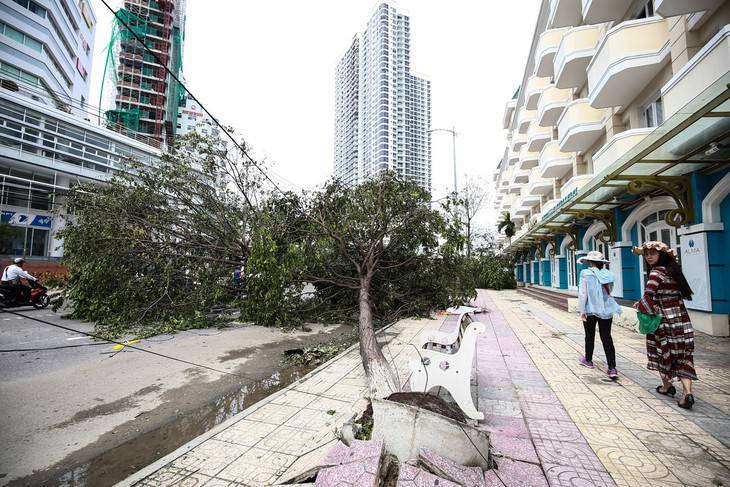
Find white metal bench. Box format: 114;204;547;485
408;312;486;420
418;311;474;354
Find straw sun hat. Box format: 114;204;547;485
577;250;609;264
631;241;678;261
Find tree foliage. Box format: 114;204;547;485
241;172;476;396
55;131;261;338
497;211;516;243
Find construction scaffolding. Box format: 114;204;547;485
99;0;186;148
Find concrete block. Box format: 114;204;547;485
371;398;491;469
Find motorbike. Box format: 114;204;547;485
0;280;50;309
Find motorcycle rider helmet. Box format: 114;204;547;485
13;257;25;264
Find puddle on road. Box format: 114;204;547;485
55;364;316;487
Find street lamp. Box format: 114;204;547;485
427;126;458;193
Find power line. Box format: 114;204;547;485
0;307;254;379
97;0;299;199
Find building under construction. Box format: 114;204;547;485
104;0;186;148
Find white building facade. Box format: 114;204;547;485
334;1;432;191
494;0;730;336
0;0;161;260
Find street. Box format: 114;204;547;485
0;306;352;486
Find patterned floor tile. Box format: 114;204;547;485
526;418;585;442
214;447;298;485
532;437;605;472
653;451;730;486
490;434;539;463
488;458;548;486
592;446;681;485
542;463;617;486
214;419;280;447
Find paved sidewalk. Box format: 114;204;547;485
119;289;730;486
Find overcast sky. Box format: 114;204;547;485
90;0;541;201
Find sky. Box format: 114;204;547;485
89;0;541;202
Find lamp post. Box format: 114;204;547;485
427;126;458;193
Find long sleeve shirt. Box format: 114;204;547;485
2;265;36;282
578;268;621;319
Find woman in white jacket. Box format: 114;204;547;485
577;251;622;379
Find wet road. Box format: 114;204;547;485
0;308;352;486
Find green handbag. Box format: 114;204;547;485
637;312;661;334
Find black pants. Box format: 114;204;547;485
583;315;616;369
1;283;30;302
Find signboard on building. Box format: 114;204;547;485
1;211;52;228
680;233;711;311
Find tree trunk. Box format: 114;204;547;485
358;276;400;398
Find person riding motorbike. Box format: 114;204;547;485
1;257;37;303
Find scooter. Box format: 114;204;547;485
0;280;50;309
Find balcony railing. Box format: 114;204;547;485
662;26;730;119
557;98;608;152
526;122;552;153
538;84;572;127
535;28;569;78
581;0;632;24
519;145;540;171
587;17;670;108
528;167;553;196
592;128;652;175
554;24;601;89
518;107;537;134
654;0;724;17
512;130;528;152
525;76;550;110
549;0;583;28
540;140;575;179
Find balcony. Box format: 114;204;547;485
535;28;569;78
540;198;561;219
654;0;724;17
527;122;552;153
525;76;550;110
560;174;594;197
540;140;575;179
554;25;601;89
528;167;553;196
581;0;632;24
519;145;540;171
511;169;530;187
508;149;521;166
503;99;517;129
515;192;542;215
549;0;583;28
587;18;670;108
518;107;537;134
593;128;652;175
538;85;572;127
557;98;608;152
512;130;528;151
662;26;730;119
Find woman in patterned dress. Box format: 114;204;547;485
633;241;698;410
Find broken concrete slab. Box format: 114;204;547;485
396;463;461;486
419;447;486;487
371;398;491;470
314;439;390;487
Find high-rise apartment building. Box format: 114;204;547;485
105;0;186;147
334;1;431;191
494;0;730;336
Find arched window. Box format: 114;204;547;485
638;209;680;288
